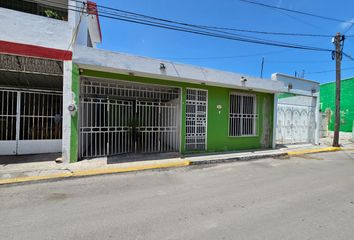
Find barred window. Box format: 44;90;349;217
229;93;258;136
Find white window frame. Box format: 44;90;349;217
228;92;258;137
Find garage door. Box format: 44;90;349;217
276;103;316;144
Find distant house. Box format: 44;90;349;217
320;77;354;136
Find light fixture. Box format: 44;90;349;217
288;83;293;90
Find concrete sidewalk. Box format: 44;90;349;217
1;140;353;185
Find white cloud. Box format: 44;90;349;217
340;17;354;32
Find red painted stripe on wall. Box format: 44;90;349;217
0;40;72;60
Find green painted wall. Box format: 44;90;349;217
70;64;80;162
320;77;354;132
76;69;274;157
278;93;296;99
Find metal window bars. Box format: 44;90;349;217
229;93;258;136
185;88;207;151
0;90;17;140
0;88;62;141
81;77;179;101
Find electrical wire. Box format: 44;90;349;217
35;0;333;53
76;0;352;38
154;50;289;60
307;67;354;74
343;52;354;61
237;0;354;24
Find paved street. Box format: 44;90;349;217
1;150;354;240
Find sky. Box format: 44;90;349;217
95;0;354;84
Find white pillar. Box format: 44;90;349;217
62;61;73;163
272;93;278;149
314;92;320;145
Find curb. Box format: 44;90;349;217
287;147;342;156
189;152;288;165
0;160;190;186
0;147;350;186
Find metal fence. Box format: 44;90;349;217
185;88;207;151
0;89;17;141
137;101;179;153
79;78;181;159
0;88;62;144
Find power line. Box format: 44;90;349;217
201;25;333;37
89;0;336;38
307;67;354;74
81;0;354;38
343;52;354;61
37;0;353;39
45;0;332;52
154;50;289;60
237;0;354;24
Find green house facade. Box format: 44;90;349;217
320;77;354;132
66;46;284;162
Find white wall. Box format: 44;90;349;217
0;7;73;50
73;45;285;94
271;73;319;97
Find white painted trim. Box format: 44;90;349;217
0;87;62;94
0;141;17;155
17;140;62;155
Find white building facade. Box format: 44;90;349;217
0;0;101;162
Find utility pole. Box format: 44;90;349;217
332;32;345;147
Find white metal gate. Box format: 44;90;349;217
0;88;62;155
79;78;181;159
276;104;316;144
137;101;179;153
185;88;207;151
79;97;134;158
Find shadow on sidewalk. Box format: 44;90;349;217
0;153;60;165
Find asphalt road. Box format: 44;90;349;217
1;150;354;240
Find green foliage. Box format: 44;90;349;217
44;9;61;20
